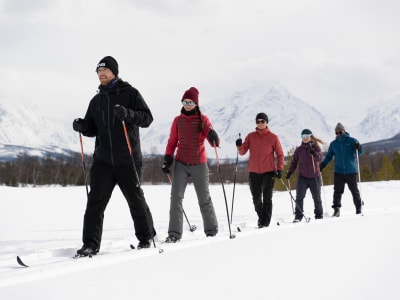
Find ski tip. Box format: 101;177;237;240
16;256;29;267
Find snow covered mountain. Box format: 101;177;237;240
0;99;80;160
356;94;400;142
141;81;333;158
1;83;399;160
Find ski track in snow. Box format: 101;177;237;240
0;182;400;299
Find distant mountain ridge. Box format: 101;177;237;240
141;81;333;157
0;99;79;160
362;133;400;154
1;82;399;160
356;95;400;142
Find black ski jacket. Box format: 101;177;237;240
81;79;153;168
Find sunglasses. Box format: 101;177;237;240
301;134;312;139
256;119;266;124
182;100;196;107
336;131;344;135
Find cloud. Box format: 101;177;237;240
0;0;399;126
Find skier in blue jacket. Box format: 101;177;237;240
320;123;364;217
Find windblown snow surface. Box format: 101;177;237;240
1;181;399;300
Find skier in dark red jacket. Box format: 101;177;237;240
161;87;219;243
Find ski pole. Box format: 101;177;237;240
230;133;240;225
78;133;89;198
121;118;161;252
356;149;364;214
287;179;295;214
122;120;140;188
280;178;310;222
213;144;236;239
166;173;197;232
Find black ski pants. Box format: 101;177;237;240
333;172;362;211
82;160;154;250
249;171;275;227
294;175;323;220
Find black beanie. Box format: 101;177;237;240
301;129;312;135
96;56;119;76
255;112;268;123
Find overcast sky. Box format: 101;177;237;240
1;0;399;127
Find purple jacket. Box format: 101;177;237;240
288;142;322;178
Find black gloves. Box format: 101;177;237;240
319;162;326;172
286;171;292;179
72;118;87;132
275;170;282;179
354;142;362;151
236;138;242;147
208;129;219;147
161;155;173;174
114;105;129;121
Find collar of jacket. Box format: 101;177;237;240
98;78;124;93
301;141;312;147
180;106;199;116
255;127;270;135
336;132;350;140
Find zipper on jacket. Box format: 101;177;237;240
106;92;115;166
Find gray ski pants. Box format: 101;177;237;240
168;161;218;239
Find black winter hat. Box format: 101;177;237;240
255;112;268;123
301;129;312;135
96;56;119;76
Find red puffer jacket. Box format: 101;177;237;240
165;112;214;165
239;127;284;173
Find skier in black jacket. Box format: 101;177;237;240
73;56;155;256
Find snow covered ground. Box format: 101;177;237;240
0;181;399;300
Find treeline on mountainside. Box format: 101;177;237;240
0;150;399;188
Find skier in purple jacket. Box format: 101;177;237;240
286;129;324;222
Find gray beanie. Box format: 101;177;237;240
335;122;345;132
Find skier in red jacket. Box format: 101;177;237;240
236;112;284;228
161;87;219;243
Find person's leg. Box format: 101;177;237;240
333;173;345;208
345;173;363;214
167;162;189;239
294;176;308;221
190;163;218;236
82;162;115;251
249;172;263;225
310;176;323;219
116;166;154;243
260;172;275;227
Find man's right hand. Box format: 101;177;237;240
72;118;87;132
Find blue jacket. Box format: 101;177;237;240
322;132;363;174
